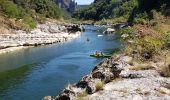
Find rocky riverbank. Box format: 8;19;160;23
43;22;170;99
0;22;84;54
44;53;170;100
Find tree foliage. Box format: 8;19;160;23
0;0;63;19
0;0;19;18
74;0;170;21
73;0;119;20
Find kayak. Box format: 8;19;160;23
90;54;112;58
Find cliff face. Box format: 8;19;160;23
55;0;78;14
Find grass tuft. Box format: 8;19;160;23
95;81;104;91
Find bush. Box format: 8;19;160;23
133;12;149;24
131;33;167;60
118;27;134;35
95;81;104;91
149;20;159;26
134;18;148;25
112;0;138;19
23;16;37;31
73;0;120;20
0;0;19;18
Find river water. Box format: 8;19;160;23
0;26;121;100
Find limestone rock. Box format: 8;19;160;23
104;28;115;34
49;25;60;33
43;96;52;100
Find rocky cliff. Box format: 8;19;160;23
55;0;78;14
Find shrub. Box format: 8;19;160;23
118;27;134;35
134;18;148;25
149;20;159;26
0;0;19;18
95;81;104;91
129;63;154;71
76;91;88;100
23;16;37;31
135;36;165;59
133;12;149;24
112;0;138;19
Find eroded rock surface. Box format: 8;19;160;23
0;23;84;54
52;55;170;100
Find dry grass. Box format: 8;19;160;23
76;91;88;100
95;81;104;91
0;15;23;33
159;87;170;95
159;65;170;77
129;65;154;71
158;50;170;77
128;62;155;71
0;27;11;34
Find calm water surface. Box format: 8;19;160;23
0;26;121;100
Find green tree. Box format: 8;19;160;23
0;0;19;18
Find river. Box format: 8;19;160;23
0;25;121;100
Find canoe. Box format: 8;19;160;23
90;54;112;58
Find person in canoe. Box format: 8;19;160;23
91;51;111;58
95;51;99;57
100;51;103;56
95;51;103;57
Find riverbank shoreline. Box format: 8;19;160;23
0;46;29;55
43;22;170;100
48;53;169;100
0;22;84;55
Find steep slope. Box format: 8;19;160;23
0;0;65;31
74;0;120;20
74;0;170;21
55;0;78;14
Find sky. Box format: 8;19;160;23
75;0;94;5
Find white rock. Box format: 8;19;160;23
120;56;133;63
121;34;129;38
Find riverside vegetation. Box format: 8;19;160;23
42;0;170;100
74;0;170;77
0;0;84;54
0;0;65;31
0;0;170;100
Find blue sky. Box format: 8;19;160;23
75;0;94;5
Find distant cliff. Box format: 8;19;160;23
55;0;78;14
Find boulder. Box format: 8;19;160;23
76;81;88;88
120;56;133;63
86;85;93;94
49;25;60;33
104;28;115;34
56;89;75;100
66;25;84;32
92;71;105;80
38;24;49;33
110;63;123;77
43;96;52;100
56;93;70;100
